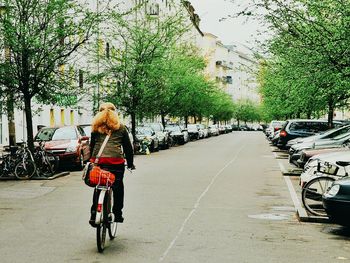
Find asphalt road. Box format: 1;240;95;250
1;132;350;263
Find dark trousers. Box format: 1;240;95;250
90;164;125;217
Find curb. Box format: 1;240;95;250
297;210;330;223
32;171;70;180
0;171;70;181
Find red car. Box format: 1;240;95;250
34;126;90;170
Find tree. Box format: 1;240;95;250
0;0;99;150
245;0;350;126
100;3;190;139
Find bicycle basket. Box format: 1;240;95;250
86;166;115;187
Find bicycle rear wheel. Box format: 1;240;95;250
302;176;335;216
14;160;36;180
96;192;108;252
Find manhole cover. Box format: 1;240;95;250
248;213;289;221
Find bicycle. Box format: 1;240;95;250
33;141;59;177
301;160;349;216
0;146;21;178
93;177;118;252
14;142;36;180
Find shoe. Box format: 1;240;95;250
89;212;97;227
114;214;124;223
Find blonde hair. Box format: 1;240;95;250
91;102;121;134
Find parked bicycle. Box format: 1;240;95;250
301;160;348;216
0;146;20;178
14;142;36;180
33;141;59;178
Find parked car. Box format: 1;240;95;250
135;126;159;152
323;176;350;226
277;119;342;149
231;124;240;131
286;124;350;149
225;124;233;133
265;120;285;138
208;125;219;136
218;125;226;134
34;126;90;170
198;124;209;138
165;125;186;145
179;125;190;143
297;147;349;168
146;123;170;149
289;131;350;166
187;124;200;140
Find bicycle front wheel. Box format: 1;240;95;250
108;190;117;240
96;223;107;253
302;176;335;216
14;160;36;180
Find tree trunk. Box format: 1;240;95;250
6;95;16;146
184;116;188;127
24;96;34;152
131;112;136;141
161;112;166;128
327;102;334;128
237;119;240;127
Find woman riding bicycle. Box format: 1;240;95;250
89;102;134;225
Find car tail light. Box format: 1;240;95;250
280;130;287;137
97;203;102;212
274;127;280;131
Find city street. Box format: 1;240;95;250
1;132;349;263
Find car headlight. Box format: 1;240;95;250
66;145;77;153
324;184;340;198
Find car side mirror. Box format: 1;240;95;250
80;136;89;141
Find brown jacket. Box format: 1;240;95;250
90;124;134;167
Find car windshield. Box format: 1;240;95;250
149;124;162;131
35;127;77;141
165;126;181;132
81;126;91;136
188;124;197;131
333;132;350;141
137;127;153;136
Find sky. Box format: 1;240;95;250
189;0;267;52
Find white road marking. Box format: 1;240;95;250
159;145;246;262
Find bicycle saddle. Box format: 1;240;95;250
336;161;350;167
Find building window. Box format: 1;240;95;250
147;3;159;16
70;110;74;125
60;109;65;125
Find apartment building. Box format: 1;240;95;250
0;0;203;146
196;33;260;104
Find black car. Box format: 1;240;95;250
277;119;342;149
323;174;350;226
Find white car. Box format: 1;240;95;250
300;151;350;187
